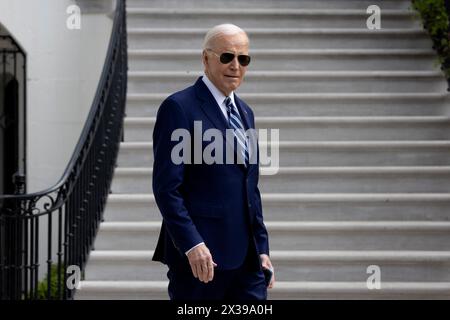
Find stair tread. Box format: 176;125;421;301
106;193;450;202
119;141;450;148
78;280;450;290
89;250;450;262
128;27;426;34
127;92;450;99
98;221;450;231
113;166;450;174
124;116;450;124
127;8;414;15
129;48;435;56
129;70;442;77
75;281;450;299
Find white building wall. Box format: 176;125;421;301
0;0;113;193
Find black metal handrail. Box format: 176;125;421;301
0;0;127;300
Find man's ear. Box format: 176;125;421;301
202;50;208;67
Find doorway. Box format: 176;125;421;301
0;34;26;196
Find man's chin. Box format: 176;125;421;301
225;84;240;92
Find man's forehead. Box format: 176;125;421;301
211;33;249;48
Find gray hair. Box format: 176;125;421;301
202;23;248;50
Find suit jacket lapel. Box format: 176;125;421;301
194;77;247;171
195;83;228;136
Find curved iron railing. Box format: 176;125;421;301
0;0;127;300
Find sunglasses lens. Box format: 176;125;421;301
238;55;251;66
220;53;235;64
218;52;251;66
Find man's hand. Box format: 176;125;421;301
260;254;275;289
186;243;217;283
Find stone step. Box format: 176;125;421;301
128;28;432;50
123;116;450;142
126;0;414;10
75;280;450;299
129;49;435;72
268;281;450;299
84;250;450;282
110;166;450;194
127;9;420;29
93;221;450;251
76;280;168;300
258;166;450;193
117;141;450;167
127;71;446;94
125;93;450;118
104;193;450;222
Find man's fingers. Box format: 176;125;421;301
198;264;205;282
268;273;275;289
186;244;217;283
200;263;209;282
191;263;199;279
207;262;214;281
262;260;272;271
260;254;275;289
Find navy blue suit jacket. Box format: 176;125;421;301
152;77;269;271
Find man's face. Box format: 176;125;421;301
202;32;249;96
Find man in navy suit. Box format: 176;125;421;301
152;23;275;300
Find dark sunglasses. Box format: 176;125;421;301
206;49;251;67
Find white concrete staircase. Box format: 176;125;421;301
76;0;450;299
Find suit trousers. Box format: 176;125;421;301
166;244;267;301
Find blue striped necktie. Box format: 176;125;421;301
224;96;249;166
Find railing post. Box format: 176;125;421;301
3;173;26;299
13;174;26;195
13;173;25;300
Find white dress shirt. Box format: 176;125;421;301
201;74;237;121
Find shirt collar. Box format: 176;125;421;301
202;74;236;108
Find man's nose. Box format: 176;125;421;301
229;56;239;70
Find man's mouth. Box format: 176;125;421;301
225;75;239;79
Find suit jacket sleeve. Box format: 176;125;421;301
249;108;270;256
254;184;269;256
152;97;204;254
